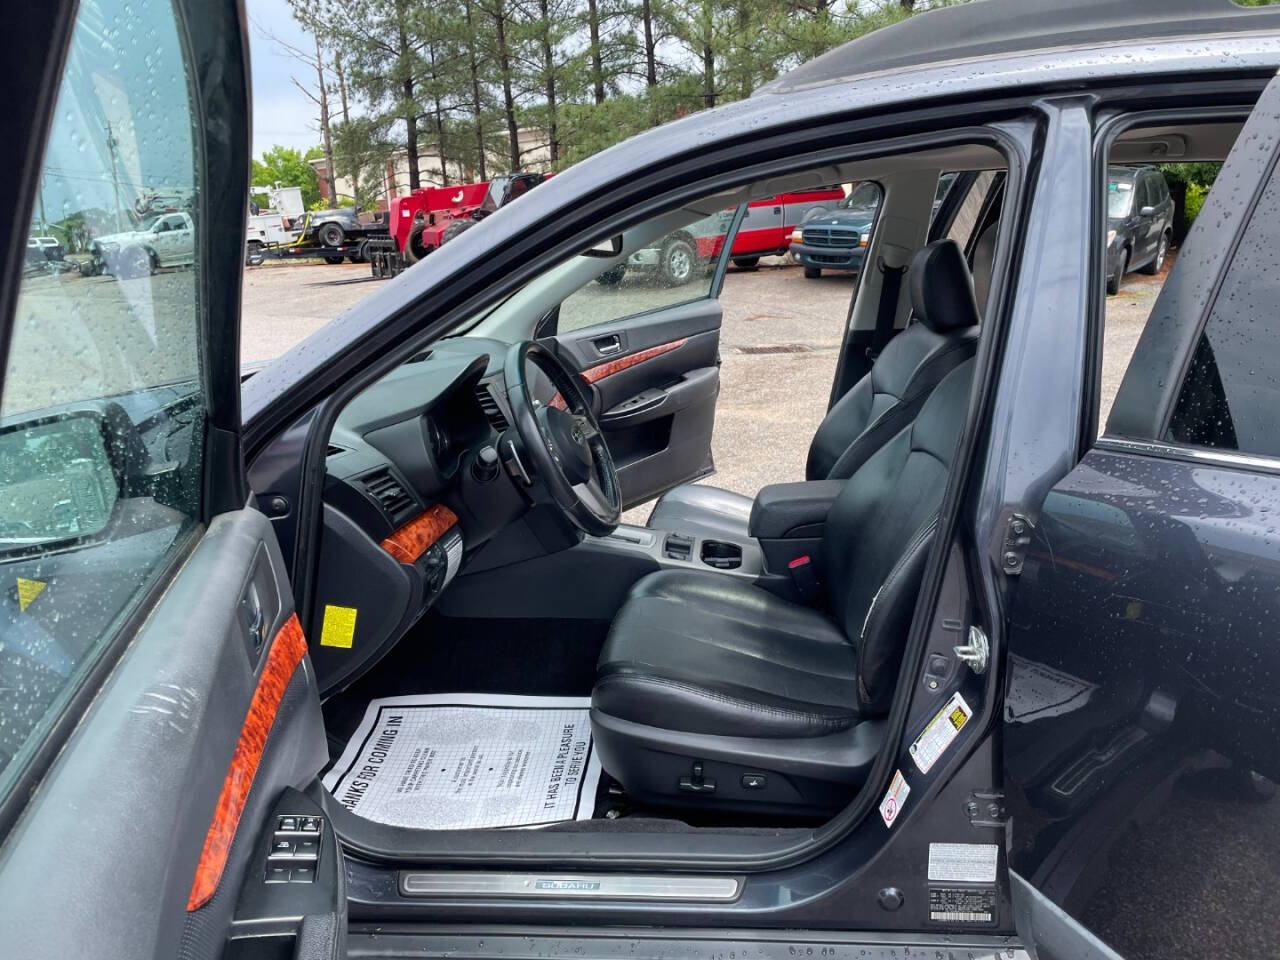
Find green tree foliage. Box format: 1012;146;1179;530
252;145;323;208
282;0;944;189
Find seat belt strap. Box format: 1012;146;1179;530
867;257;907;360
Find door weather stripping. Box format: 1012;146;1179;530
955;625;990;675
399;872;742;901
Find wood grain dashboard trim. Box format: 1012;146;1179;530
187;613;308;911
380;504;459;564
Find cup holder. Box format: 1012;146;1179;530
701;540;743;570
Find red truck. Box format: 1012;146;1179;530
727;188;845;267
599;187;847;285
366;172;547;277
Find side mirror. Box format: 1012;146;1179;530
1139;205;1156;217
581;235;624;258
0;411;120;552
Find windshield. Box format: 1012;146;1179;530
839;182;880;211
1108;177;1134;218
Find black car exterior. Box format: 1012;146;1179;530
790;182;880;278
1105;165;1175;293
5;3;1280;960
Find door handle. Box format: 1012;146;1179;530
593;334;622;355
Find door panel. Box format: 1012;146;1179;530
550;299;722;509
0;512;336;960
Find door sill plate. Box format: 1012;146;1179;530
399;871;741;901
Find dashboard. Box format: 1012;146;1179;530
309;336;533;696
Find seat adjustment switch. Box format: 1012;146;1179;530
679;760;717;794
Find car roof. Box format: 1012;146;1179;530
759;0;1280;94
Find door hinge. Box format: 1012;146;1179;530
1001;512;1034;575
964;789;1006;828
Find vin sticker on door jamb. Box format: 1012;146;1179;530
909;691;972;774
879;769;910;827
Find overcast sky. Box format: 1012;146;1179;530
245;0;322;159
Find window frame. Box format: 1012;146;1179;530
0;0;252;839
1083;104;1260;459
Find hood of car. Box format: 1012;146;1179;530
805;209;875;230
91;228;149;247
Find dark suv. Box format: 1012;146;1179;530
1105;164;1174;293
8;3;1280;960
790;181;882;278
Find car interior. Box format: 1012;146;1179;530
294;138;1009;839
289;118;1244;845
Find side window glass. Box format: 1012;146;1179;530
1166;163;1280;456
556;208;736;335
0;0;204;794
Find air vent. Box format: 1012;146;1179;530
406;349;433;364
474;382;509;432
327;444;348;457
360;468;414;521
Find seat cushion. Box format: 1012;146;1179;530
646;484;752;540
594;570;860;739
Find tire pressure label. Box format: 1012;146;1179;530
878;769;910;827
909;691;972;774
928;886;997;924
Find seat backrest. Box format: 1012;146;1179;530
819;358;975;713
806;239;981;482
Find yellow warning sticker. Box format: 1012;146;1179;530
319;604;358;649
16;578;46;613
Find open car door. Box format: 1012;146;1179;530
0;3;341;958
543;206;743;509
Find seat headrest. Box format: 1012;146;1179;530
908;239;980;333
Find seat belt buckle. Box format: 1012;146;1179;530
788;555;821;604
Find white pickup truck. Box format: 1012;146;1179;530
87;211;195;278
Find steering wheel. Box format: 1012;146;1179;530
503;341;621;536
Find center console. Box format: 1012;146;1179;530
587;524;765;579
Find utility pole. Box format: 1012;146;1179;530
106;122;125;231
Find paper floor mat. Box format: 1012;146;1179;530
322;693;603;830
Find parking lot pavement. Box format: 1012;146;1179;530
239;254;1169;523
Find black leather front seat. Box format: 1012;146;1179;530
647;238;982;541
591;358;975;814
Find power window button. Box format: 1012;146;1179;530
269;837;295;858
294;838;320;859
289;865;316;883
265;864;291;884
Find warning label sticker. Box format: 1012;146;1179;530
928;842;999;883
320;604;358;649
879;769;910;827
909;691;972;774
16;577;45;613
928;886;997;924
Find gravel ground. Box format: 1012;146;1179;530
241;253;1170;523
